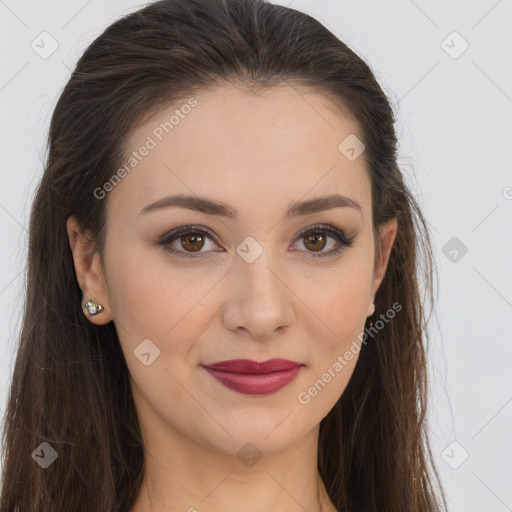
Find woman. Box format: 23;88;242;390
0;0;447;510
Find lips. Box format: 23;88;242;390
204;358;302;373
202;358;304;395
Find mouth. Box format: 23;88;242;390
202;358;304;395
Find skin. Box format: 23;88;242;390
67;84;397;512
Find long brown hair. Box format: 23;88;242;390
0;0;447;510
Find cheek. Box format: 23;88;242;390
107;242;177;330
106;245;219;362
291;261;371;405
295;262;371;343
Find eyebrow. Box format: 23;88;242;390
139;193;362;219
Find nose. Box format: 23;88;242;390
221;251;295;340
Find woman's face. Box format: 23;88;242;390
70;84;397;461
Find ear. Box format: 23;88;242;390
367;217;398;315
67;215;112;325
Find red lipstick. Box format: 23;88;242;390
202;358;304;395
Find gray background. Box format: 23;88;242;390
1;0;511;510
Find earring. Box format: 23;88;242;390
367;301;375;328
84;299;104;316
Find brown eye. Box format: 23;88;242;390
180;232;206;252
303;232;327;252
293;224;355;259
158;226;220;260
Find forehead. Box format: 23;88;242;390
107;84;371;223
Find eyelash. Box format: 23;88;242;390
157;224;355;260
